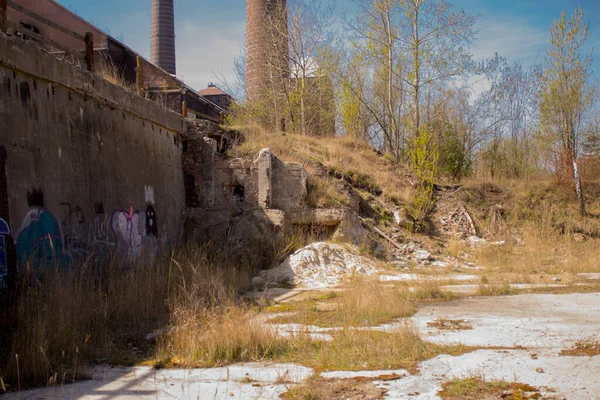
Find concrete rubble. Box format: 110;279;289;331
258;242;377;289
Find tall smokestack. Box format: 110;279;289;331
246;0;289;102
151;0;176;75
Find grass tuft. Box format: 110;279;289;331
438;376;548;400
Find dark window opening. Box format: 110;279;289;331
233;185;245;202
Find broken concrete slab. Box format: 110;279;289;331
5;363;314;400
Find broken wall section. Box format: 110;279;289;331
182;124;366;251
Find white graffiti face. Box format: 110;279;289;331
145;185;155;205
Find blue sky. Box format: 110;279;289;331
55;0;599;91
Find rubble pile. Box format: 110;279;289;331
256;242;377;289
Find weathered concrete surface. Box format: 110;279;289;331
324;349;600;400
5;363;314;400
257;148;273;209
271;155;307;211
412;293;600;348
0;32;186;270
439;283;567;294
183;145;313;248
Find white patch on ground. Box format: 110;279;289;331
319;293;600;399
271;323;336;341
379;274;479;282
440;283;567;294
378;349;599;399
321;370;408;379
467;235;505;247
259;242;377;289
6;363;314;400
411;293;600;348
577;272;600;280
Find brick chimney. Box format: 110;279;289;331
151;0;176;75
246;0;289;102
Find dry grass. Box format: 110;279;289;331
306;175;349;208
155;306;297;368
97;59;133;91
438;376;551;400
156;301;470;373
559;340;600;357
287;327;470;373
477;282;515;296
156;273;470;374
157;297;468;374
281;376;393;399
269;278;459;329
457;181;600;276
471;223;600;275
412;280;459;302
0;245;259;390
335;279;414;326
268;278;414;328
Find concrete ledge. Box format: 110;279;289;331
0;32;185;133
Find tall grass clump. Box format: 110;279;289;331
0;244;260;390
336;278;414;326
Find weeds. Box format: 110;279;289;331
559;340;600;357
285;327;470;373
438;376;548;400
282;376;388;399
269;278;414;328
155;306;296;368
477;282;514;296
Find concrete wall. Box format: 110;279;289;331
0;32;186;279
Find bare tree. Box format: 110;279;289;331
287;0;337;135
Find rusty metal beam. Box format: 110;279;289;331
84;32;94;72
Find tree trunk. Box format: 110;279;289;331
384;4;397;156
413;7;420;144
300;75;307;135
573;159;586;216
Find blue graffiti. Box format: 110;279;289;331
16;209;71;269
0;218;9;284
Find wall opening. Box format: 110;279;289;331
233;185;245;202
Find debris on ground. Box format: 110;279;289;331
427;319;473;331
559;340;600;357
258;242;377;289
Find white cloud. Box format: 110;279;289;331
472;16;548;65
174;19;245;91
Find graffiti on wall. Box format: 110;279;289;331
0;218;10;281
60;202;87;263
110;186;159;264
111;208;157;264
88;202;114;257
3;185;162;277
144;185;158;237
0;145;15;287
16;189;71;269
